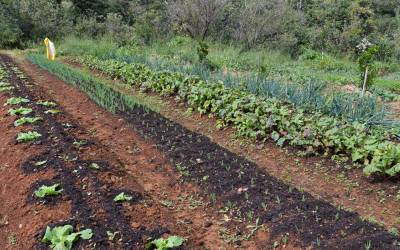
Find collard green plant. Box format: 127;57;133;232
42;225;92;250
113;192;132;202
8;107;32;116
17;131;41;142
14;117;42;126
5;97;30;105
34;184;63;198
145;235;184;250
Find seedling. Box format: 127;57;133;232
145;235;184;250
8;107;33;116
14;117;42;127
34;160;47;167
5;97;30;106
34;184;63;198
0;86;13;92
17;131;41;143
42;225;92;250
88;163;100;170
45;109;62;115
113;192;132;202
106;231;119;241
37;101;57;107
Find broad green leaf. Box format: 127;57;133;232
113;192;132;202
8;107;33;116
5;97;30;106
17;131;41;143
34;184;63;198
14;117;42;127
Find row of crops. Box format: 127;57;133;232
29;54;400;178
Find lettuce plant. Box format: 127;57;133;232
14;117;42;127
5;97;30;105
42;225;92;250
16;131;41;142
8;107;32;116
146;235;184;250
34;184;63;198
113;192;132;202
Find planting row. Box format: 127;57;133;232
68;55;400;178
0;57;184;250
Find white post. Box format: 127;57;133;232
361;66;368;97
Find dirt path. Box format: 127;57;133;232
2;53;400;249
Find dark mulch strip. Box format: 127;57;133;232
120;102;400;249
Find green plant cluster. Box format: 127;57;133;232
42;225;92;250
79;55;400;178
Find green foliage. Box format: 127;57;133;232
27;53;141;114
8;107;33;116
44;109;62;115
113;192;132;202
76;55;400;177
5;97;30;105
16;131;41;142
358;43;379;88
34;184;63;198
37;101;57;107
14;117;42;126
42;225;92;250
146;235;184;250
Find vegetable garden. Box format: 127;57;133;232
0;51;400;250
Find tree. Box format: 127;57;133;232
167;0;228;40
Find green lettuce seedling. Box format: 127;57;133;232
34;184;63;198
16;131;41;143
42;225;92;250
37;101;57;107
146;235;184;250
8;107;32;116
45;109;61;115
5;97;30;106
14;117;42;127
113;192;132;202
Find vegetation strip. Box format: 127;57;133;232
26;54;400;248
0;55;170;249
68;55;400;178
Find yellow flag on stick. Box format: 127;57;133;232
44;38;56;60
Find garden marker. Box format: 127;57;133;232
44;38;56;60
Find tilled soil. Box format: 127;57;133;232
0;55;235;249
1;53;400;250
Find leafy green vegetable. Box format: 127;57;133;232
5;97;30;105
37;101;57;107
14;117;42;126
34;160;47;167
0;86;13;92
88;163;100;170
34;184;63;198
113;192;132;202
42;225;92;250
45;109;62;115
16;131;41;143
146;235;184;250
8;107;33;116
